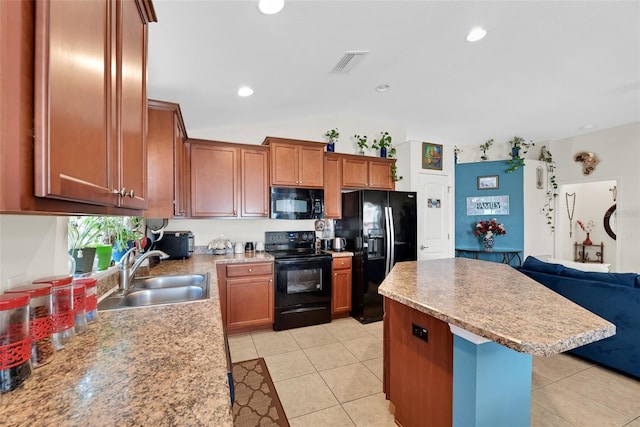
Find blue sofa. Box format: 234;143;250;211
517;256;640;378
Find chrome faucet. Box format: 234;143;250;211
118;248;170;292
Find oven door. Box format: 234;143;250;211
274;257;331;308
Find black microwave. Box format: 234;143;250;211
270;187;324;220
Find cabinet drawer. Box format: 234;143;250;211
226;262;273;277
332;257;352;270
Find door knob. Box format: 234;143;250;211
420;245;427;250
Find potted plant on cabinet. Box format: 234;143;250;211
324;128;339;152
479;139;493;161
505;136;534;173
353;134;369;155
372;131;393;157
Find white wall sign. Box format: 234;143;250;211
466;196;510;215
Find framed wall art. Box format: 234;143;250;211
422;142;443;170
477;175;499;190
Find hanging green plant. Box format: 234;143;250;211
505;136;535;173
390;164;403;182
539;145;558;231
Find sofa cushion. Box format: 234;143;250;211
522;256;564;275
560;266;638;287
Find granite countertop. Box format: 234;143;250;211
378;258;616;356
325;250;354;258
0;253;273;426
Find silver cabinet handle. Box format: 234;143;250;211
248;268;252;273
128;189;135;198
112;188;126;197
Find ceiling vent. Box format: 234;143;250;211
331;50;370;73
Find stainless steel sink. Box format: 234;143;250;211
132;274;205;289
120;286;205;307
98;273;210;311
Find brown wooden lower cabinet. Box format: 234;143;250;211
217;262;274;334
332;256;352;317
384;297;453;427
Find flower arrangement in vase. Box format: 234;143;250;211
474;218;506;251
577;219;594;245
324;128;339;152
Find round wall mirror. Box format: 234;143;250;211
603;204;616;240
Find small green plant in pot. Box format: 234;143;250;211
353;134;369;155
68;216;107;274
324;128;339;152
505;136;534;173
479;139;493;161
372;131;393;158
109;217;144;262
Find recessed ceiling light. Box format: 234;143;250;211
258;0;284;15
237;86;254;97
466;27;487;42
376;84;390;92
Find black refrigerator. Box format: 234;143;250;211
335;190;417;323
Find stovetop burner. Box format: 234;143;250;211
265;230;330;260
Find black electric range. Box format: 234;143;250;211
265;231;332;330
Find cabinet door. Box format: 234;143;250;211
270;143;299;186
369;159;394;190
324;154;342;218
299;145;324;188
241;148;269;217
174;120;188;217
190;143;238;217
227;275;274;331
342;157;369;188
145;104;174;218
34;0;115;206
332;259;352;315
116;0;147;209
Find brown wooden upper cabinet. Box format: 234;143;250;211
341;154;395;190
145;99;188;218
262;137;325;188
33;0;156;210
190;140;269;218
324;153;342;219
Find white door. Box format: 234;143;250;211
417;173;451;260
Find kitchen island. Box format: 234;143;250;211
379;258;615;427
0;253;273;427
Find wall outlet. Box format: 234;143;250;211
412;323;428;342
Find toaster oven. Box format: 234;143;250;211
154;231;194;259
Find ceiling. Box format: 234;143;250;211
147;1;640;146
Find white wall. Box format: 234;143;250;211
557;181;617;269
523;160;555;260
164;218;317;247
189;114;407;153
0;215;69;294
550;122;639;272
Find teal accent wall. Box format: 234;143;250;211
455;161;524;263
453;336;532;427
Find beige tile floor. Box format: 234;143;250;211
228;317;640;427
